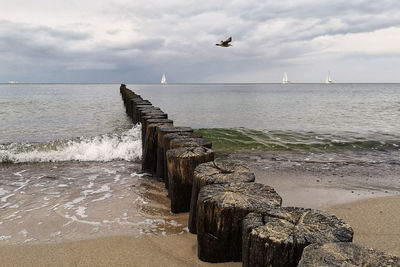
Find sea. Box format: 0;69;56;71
1;83;399;244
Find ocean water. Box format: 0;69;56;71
1;83;399;244
1;83;400;162
131;83;400;158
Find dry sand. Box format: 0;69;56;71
328;195;400;257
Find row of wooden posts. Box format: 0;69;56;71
120;84;399;267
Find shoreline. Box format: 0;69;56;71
1;151;399;266
0;195;398;266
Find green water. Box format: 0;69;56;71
196;128;400;153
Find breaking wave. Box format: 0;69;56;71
0;125;142;163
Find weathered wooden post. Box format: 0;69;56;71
166;146;214;213
298;242;399;267
242;208;354;267
127;96;146;118
162;132;204;185
163;133;203;156
169;137;212;149
142;120;173;172
132;103;153;123
196;183;282;263
140;113;168;144
155;126;193;180
136;106;161;124
188;159;255;234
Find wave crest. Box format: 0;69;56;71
0;125;142;163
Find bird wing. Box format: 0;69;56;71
221;37;232;45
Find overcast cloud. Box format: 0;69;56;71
1;0;400;83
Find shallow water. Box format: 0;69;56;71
0;161;187;245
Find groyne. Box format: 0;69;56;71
119;84;399;266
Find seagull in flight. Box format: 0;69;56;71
216;37;232;47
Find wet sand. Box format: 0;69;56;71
1;152;399;265
1;195;399;266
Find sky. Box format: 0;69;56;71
1;0;400;83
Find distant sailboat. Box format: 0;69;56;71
161;74;167;84
282;72;290;84
325;72;333;84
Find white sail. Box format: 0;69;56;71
161;74;167;84
282;72;290;84
325;72;332;84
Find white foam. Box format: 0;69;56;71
0;203;11;209
0;188;9;196
114;175;121;183
64;214;101;226
76;206;88;218
91;192;112;202
1;125;142;163
103;168;117;174
64;197;85;209
0;236;11;241
83;184;111;197
50;231;61;237
88;175;98;181
1;193;14;202
83;182;94;189
18;229;28;237
13;170;27;177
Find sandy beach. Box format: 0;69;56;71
1;152;399;266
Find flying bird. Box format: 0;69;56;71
216;37;232;47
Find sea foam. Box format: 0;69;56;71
0;125;142;163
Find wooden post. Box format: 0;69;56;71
127;96;146;118
242;208;354;267
140;113;168;144
163;132;203;153
136;106;161;123
142;121;173;172
188;159;255;234
155;126;193;181
298;242;399;267
196;183;282;263
169;137;212;149
166;147;214;213
163;136;210;185
162;132;203;186
132;103;153;123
